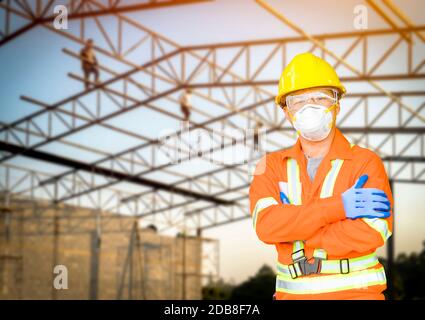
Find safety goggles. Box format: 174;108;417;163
285;89;338;113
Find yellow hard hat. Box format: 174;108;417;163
275;52;346;106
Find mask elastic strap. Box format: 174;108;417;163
326;103;337;129
325;103;337;113
287;108;297;122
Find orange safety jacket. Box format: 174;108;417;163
249;128;393;300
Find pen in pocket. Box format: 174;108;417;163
279;191;291;204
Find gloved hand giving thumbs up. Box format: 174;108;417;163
342;174;391;219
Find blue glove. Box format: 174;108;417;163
342;174;391;219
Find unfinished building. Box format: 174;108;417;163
0;194;206;300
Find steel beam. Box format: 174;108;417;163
0;141;233;205
0;0;211;46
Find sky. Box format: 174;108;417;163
0;0;424;284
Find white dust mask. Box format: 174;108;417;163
291;103;335;141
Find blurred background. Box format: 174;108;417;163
0;0;424;300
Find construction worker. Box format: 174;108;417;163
249;53;394;300
180;89;192;122
80;38;99;90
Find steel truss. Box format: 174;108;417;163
0;0;211;46
0;1;424;235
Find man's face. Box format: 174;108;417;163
87;40;93;48
282;87;340;126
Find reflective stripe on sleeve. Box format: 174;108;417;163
276;267;386;295
252;197;279;230
362;218;392;242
